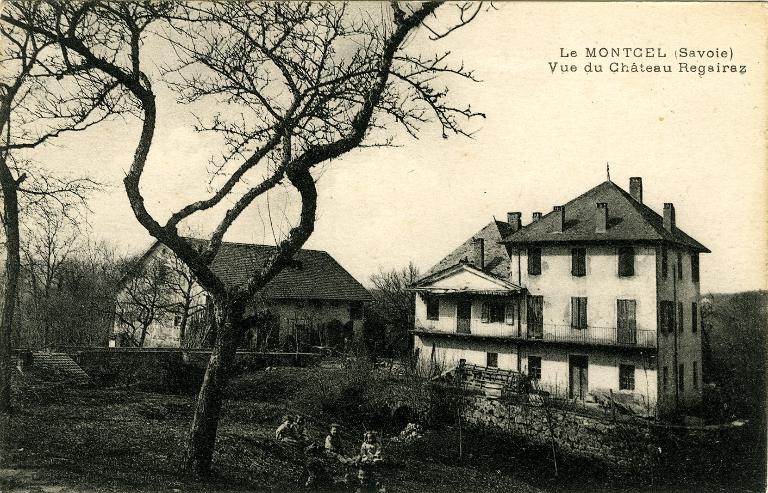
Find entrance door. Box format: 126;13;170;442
527;295;543;339
457;299;472;334
569;355;588;400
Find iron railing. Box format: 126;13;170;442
414;319;656;348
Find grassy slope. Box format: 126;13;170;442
1;369;554;493
2;354;765;493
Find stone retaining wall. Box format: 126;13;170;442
69;349;321;393
462;395;753;474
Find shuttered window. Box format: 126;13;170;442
678;363;685;392
617;299;637;344
691;253;700;283
490;302;505;323
571;248;586;277
528;248;542;275
481;302;490;323
693;361;699;389
528;356;542;380
504;302;516;325
619;364;635;391
660;301;675;333
618;247;635;277
426;297;440;321
571;297;588;329
691;302;698;333
617;300;637;330
677;302;684;333
487;352;498;368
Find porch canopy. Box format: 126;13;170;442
408;262;523;296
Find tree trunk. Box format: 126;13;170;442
138;324;148;347
178;286;192;346
183;298;244;476
0;158;21;414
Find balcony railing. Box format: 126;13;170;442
525;324;656;348
414;319;656;348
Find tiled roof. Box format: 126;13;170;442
181;238;372;301
423;220;511;279
501;181;710;252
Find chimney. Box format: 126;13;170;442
553;205;565;233
473;237;485;270
663;203;675;232
630;177;643;203
507;212;522;233
532;212;543;222
595;202;608;233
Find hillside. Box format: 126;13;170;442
702;290;767;419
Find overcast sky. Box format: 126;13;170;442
29;3;767;294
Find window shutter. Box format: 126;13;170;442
571;248;586;277
618;300;626;330
571;297;578;328
528;248;541;275
481;302;490;323
571;297;587;329
692;302;698;333
691;254;700;283
504;302;515;324
677;302;684;333
571;249;578;276
618;247;635;276
618;299;637;331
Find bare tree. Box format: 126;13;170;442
0;2;119;413
114;258;176;347
1;0;489;474
165;252;205;346
368;261;421;355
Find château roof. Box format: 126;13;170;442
501;180;710;252
423;220;512;279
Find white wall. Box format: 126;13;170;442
415;294;520;337
413;334;657;408
656;246;704;412
512;244;659;336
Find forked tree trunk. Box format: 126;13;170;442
0;160;21;414
183;298;244;476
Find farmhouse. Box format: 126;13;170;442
113;238;371;350
411;177;709;415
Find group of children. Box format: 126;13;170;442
275;416;384;491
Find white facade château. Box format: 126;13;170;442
411;178;708;415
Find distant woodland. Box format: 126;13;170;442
702;290;767;422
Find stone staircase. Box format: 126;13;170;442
31;352;91;385
454;364;523;399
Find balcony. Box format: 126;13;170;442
413;319;656;349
